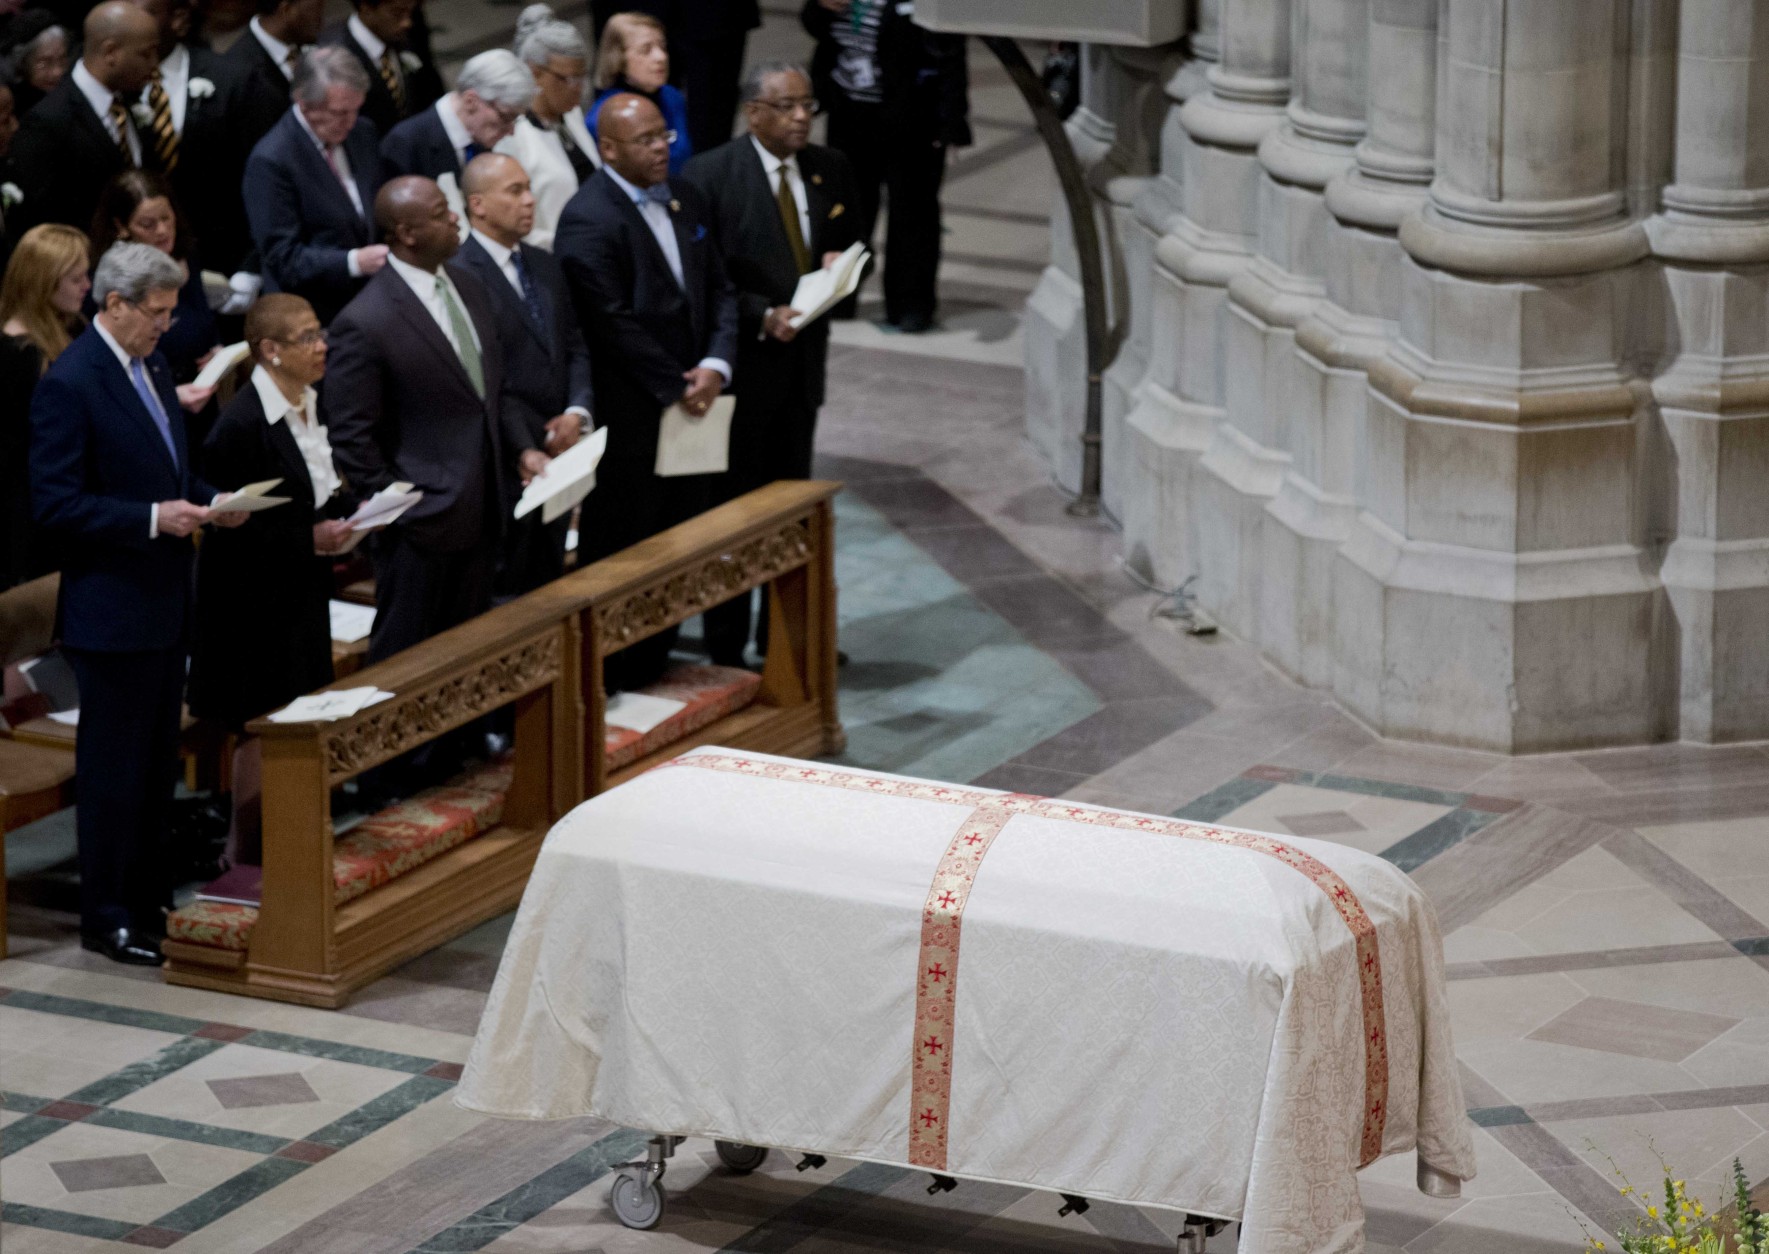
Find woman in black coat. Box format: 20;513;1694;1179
187;294;356;862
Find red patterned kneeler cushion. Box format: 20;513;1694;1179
603;664;763;771
166;760;515;952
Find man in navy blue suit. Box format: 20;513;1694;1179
379;48;532;188
457;151;592;594
244;46;388;325
554;92;737;688
29;243;247;965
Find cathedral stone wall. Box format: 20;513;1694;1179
1024;0;1769;752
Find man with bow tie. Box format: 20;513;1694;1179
554;91;737;690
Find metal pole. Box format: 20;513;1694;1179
981;35;1109;518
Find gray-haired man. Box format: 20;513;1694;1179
244;45;388;323
380;48;537;184
29;243;246;966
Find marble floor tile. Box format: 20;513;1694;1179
49;1152;167;1193
1457;1036;1708;1107
1551;1105;1768;1210
1463;756;1614;806
3;1119;262;1225
1565;955;1769;1018
1681;1016;1769;1089
1403;1189;1595;1253
110;1043;410;1141
0;1225;139;1253
1525;996;1740;1063
1331;741;1505;792
0;1005;184;1102
1211;783;1454;856
1447;973;1589;1045
1568;742;1769;793
1406;806;1621;935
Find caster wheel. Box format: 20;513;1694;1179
609;1168;666;1230
714;1141;770;1174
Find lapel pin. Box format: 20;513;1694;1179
829;203;845;218
811;173;822;185
669;199;680;212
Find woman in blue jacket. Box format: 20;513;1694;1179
587;11;691;175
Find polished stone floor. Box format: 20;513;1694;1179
4;5;1769;1252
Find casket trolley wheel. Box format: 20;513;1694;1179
609;1168;666;1230
714;1141;769;1174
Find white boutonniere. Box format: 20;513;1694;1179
131;101;155;127
189;76;216;99
399;51;422;72
1;182;22;209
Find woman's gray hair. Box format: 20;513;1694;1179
514;3;585;65
292;45;372;103
740;60;810;104
3;23;67;81
457;48;538;111
92;242;184;307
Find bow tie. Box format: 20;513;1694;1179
635;182;673;206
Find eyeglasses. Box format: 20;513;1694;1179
753;96;820;117
123;299;178;331
281;328;328;347
489;102;524;127
610;128;677;150
536;65;587;87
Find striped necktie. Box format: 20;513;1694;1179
145;70;178;172
106;97;137;167
435;274;484;398
377;47;406;113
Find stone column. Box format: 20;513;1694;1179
1195;0;1365;645
1650;0;1769;739
1334;0;1668;750
1122;0;1282;587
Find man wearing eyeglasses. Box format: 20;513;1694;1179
554;91;737;691
381;48;534;197
680;61;857;667
28;242;246;966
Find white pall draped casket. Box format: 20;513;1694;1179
458;749;1478;1253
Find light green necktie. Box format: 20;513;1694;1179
435;273;485;398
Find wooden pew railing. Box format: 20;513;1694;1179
161;482;842;1006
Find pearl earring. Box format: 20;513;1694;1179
272;356;282;366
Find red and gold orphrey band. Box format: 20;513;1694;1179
666;754;1391;1167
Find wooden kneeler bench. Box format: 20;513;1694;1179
162;482;843;1006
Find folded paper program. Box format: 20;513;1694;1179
266;686;395;723
348;482;423;532
788;241;869;329
515;426;608;523
655;395;734;478
458;748;1477;1254
209;477;291;514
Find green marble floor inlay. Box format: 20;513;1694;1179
832;492;1100;783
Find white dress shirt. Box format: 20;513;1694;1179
468;228;588;421
388;254;482;359
435;94;476;170
495;114;587;252
751;136;811;246
251;365;341;503
250;16;296;80
72;60;141;165
600;164;729;382
291;104;366;219
158;42;189;134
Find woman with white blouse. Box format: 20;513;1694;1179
498;4;599;250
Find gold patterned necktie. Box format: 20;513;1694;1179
377;47;406;112
145;70;178;172
106;97;137;167
283;45;301;78
776;163;811;275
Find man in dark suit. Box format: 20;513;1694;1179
802;0;969;331
379;48;532;188
206;0;325;285
318;0;440;140
10;1;159;233
244;47;387;323
682;61;857;664
324;176;507;666
28;243;244;965
591;0;761;156
555;92;737;687
457;152;591;595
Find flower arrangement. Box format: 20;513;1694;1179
1583;1157;1766;1254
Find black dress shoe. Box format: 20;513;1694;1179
81;927;165;967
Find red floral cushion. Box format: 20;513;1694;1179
166;760;514;953
604;664;762;771
166;899;257;951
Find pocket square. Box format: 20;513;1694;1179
828;203;845;219
694;223;708;241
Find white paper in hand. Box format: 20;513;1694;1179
789;242;870;329
348;482;424;532
514;426;608;523
193;341;252;390
210;477;291;513
329;599;376;643
655;394;735;477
